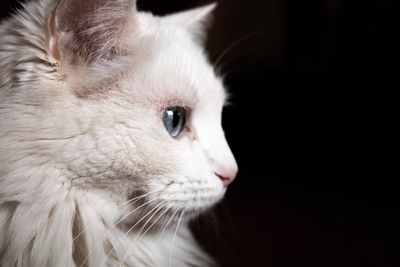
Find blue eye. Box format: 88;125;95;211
162;107;187;138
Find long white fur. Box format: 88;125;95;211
0;0;238;266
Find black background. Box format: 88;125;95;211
1;0;399;266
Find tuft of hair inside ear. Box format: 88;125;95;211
49;0;135;64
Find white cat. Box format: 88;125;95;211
0;0;238;266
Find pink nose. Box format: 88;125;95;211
215;167;238;187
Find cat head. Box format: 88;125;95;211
1;0;237;224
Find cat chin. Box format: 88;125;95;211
120;186;225;229
120;202;219;235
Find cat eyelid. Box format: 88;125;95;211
156;100;192;113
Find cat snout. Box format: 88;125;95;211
214;164;238;187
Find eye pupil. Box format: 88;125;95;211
172;111;180;128
162;107;187;138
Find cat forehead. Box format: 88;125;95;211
123;13;226;108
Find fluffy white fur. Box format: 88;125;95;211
0;0;238;266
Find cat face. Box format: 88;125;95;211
64;15;237;219
1;0;237;226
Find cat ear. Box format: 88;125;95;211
164;3;217;43
47;0;136;62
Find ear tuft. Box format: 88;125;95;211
164;3;217;43
47;0;136;63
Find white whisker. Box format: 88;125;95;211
80;190;164;267
135;199;170;241
73;190;158;242
169;209;185;267
118;199;170;266
157;202;183;244
138;201;172;241
214;32;258;71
